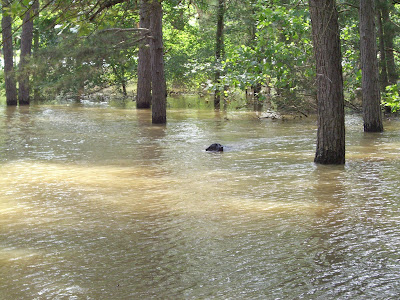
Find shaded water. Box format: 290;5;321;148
1;103;400;299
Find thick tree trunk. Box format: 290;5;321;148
309;0;345;165
149;0;166;124
1;0;18;106
214;0;225;110
136;0;152;109
360;0;383;132
18;0;38;105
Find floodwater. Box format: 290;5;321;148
0;102;400;299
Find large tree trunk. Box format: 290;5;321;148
136;0;152;109
149;0;166;124
1;0;18;106
309;0;345;165
214;0;225;110
360;0;383;132
18;0;38;105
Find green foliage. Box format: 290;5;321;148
212;0;315;109
27;1;140;101
339;3;362;102
163;0;215;90
32;28;139;99
1;0;399;109
382;83;400;112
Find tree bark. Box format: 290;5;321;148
309;0;345;165
1;0;18;106
379;1;398;84
360;0;383;132
18;0;38;105
214;0;225;110
149;0;166;124
136;0;152;109
33;13;41;103
377;9;389;90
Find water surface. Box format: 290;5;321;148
1;104;400;299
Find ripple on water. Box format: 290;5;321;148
1;107;400;298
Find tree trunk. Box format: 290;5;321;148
149;0;166;124
379;1;398;84
360;0;383;132
1;0;18;106
214;0;225;110
33;15;41;103
121;83;126;97
252;83;262;110
309;0;345;165
248;3;263;107
136;0;152;109
377;9;389;90
110;62;128;97
18;0;38;105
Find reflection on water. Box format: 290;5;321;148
1;104;400;298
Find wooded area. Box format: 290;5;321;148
0;0;399;164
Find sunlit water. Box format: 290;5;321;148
1;102;400;299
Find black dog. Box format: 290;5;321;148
206;143;224;152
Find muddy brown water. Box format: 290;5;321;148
1;104;400;299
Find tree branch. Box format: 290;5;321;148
97;27;150;34
89;0;129;21
338;2;359;10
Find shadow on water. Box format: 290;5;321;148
135;109;167;164
304;157;400;298
1;106;37;161
306;165;351;297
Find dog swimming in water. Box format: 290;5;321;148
206;143;224;152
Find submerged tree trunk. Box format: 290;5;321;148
309;0;345;165
360;0;383;132
214;0;225;110
136;0;152;109
2;0;18;106
19;0;38;105
149;0;166;124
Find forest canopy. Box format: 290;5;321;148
0;0;399;113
